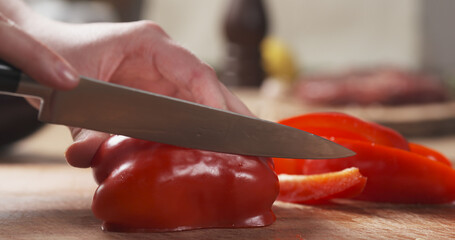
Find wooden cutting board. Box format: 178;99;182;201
1;164;455;239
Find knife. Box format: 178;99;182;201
0;60;354;159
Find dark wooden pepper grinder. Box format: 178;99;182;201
221;0;268;87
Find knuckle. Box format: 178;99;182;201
201;64;217;78
197;63;214;76
190;63;217;83
134;20;167;36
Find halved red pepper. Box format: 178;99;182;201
274;113;455;204
91;136;279;232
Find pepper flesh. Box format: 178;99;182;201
91;136;279;232
278;167;367;204
274;113;455;204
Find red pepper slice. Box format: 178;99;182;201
279;112;409;150
277;167;367;204
91;136;279;232
286;139;455;203
409;142;452;167
274;113;455;204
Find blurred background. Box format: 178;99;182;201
23;0;453;74
2;0;455;156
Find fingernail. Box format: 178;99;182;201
58;62;79;86
62;68;79;84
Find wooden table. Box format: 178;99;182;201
1;98;455;239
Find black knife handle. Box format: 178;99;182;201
0;59;21;93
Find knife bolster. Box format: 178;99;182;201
16;74;53;101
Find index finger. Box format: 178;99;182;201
0;13;79;90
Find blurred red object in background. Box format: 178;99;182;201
295;68;450;106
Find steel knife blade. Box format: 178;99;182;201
0;60;355;159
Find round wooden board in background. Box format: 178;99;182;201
233;88;455;137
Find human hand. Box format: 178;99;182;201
41;21;253;168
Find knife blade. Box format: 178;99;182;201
0;60;355;159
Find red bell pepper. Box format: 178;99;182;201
274;112;455;204
91;136;279;232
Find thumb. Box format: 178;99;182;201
65;128;110;168
0;14;79;90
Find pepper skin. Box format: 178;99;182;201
91;136;279;232
274;113;455;204
409;142;452;167
278;112;409;150
292;139;455;203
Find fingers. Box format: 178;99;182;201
65;128;110;168
217;82;255;116
156;43;254;115
0;13;79;90
150;41;229;107
119;20;253;115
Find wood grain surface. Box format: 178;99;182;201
1;126;455;240
1;164;454;240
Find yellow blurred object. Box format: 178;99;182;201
261;37;298;83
